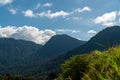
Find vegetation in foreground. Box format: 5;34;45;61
57;46;120;80
0;73;34;80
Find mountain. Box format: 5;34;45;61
50;26;120;64
0;38;42;66
0;34;86;79
2;26;120;80
35;26;120;79
66;26;120;56
31;34;86;61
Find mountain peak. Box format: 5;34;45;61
90;26;120;42
34;34;86;60
51;34;75;39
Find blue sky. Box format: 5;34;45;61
0;0;120;44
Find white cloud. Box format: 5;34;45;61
94;11;117;27
88;30;97;34
8;8;17;14
22;9;35;18
0;0;13;5
22;10;70;18
55;29;80;33
34;3;52;9
23;6;91;19
73;7;91;13
43;3;52;7
0;26;56;45
37;10;70;18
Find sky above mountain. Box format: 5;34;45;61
0;0;120;44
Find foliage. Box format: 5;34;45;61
0;73;34;80
57;46;120;80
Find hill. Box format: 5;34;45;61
0;38;42;66
30;34;86;62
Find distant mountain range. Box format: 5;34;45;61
0;26;120;80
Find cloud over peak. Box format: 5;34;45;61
0;26;56;44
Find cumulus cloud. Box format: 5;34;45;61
8;8;17;14
55;29;80;33
87;30;97;34
22;9;35;18
0;26;56;45
0;0;13;5
94;11;117;27
43;3;52;7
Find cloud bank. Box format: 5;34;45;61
0;26;56;45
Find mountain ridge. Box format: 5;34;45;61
36;26;120;80
29;34;86;62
